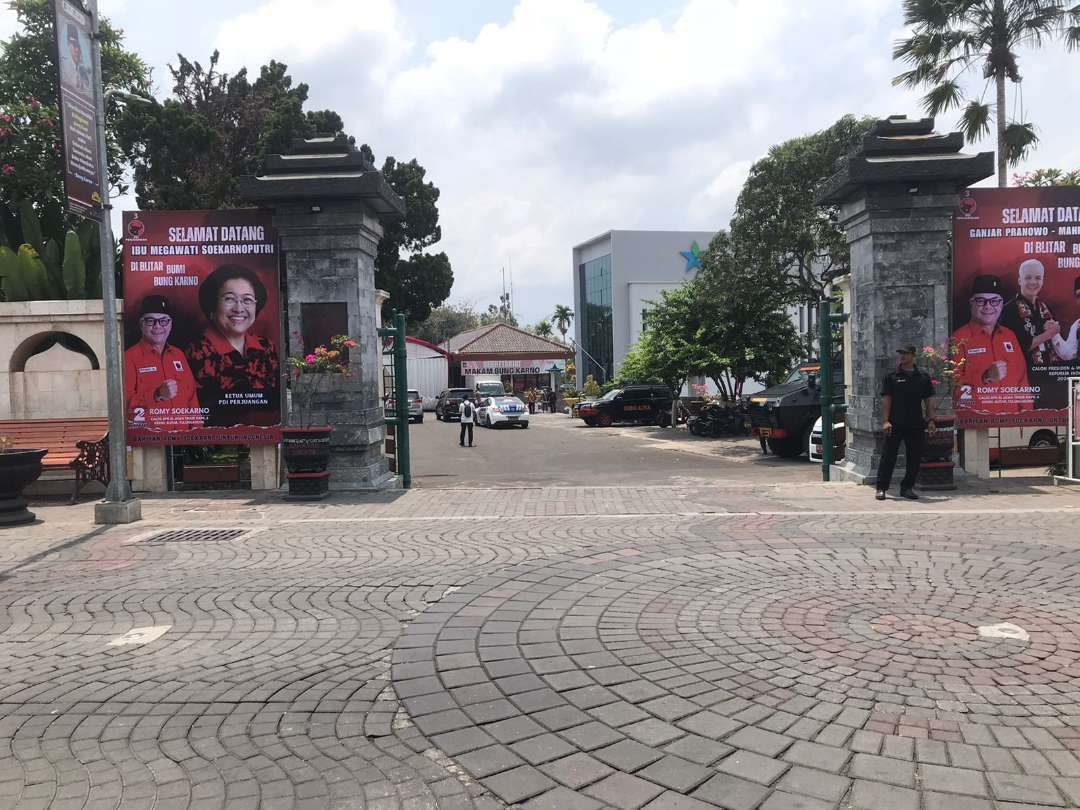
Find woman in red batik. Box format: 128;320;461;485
187;265;280;427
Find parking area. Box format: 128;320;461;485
409;410;816;488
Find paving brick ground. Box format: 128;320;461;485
1;475;1080;808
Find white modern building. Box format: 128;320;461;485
571;229;814;392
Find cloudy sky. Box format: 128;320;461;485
3;0;1079;326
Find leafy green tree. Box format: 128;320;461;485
694;232;803;400
0;0;148;247
534;319;553;337
479;292;517;326
730;115;874;307
413;302;480;344
118;52;343;209
893;0;1080;187
359;146;451;324
382;251;453;327
1015;167;1080;186
552;304;573;342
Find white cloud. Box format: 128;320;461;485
0;8;18;42
213;0;411;77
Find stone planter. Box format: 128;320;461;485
0;448;48;526
920;416;956;491
282;426;331;499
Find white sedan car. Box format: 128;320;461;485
477;396;529;428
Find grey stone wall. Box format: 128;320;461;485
273;200;393;490
840;182;956;480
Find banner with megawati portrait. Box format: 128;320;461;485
122;210;282;445
952;188;1080;428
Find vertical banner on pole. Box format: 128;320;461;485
52;0;104;220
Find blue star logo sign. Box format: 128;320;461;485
680;241;703;273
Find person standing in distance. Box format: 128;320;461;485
459;394;475;447
875;345;936;501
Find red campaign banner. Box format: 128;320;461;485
122;210;282;445
952;187;1080;428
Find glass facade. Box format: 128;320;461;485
578;254;613;383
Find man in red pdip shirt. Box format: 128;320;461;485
124;295;203;430
952;275;1033;416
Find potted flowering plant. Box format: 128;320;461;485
916;342;966;489
282;335;358;498
0;435;48;527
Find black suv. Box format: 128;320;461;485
435;388;474;421
578;384;673;427
747;362;843;458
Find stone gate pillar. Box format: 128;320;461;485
240;135;406;491
816;116;993;483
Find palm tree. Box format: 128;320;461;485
893;0;1080;187
552;305;574;343
535;320;554;337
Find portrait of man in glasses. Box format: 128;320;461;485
952;274;1033;415
123;295;203;430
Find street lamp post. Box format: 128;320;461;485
88;0;141;523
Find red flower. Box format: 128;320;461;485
1;164;14;176
27;97;40;110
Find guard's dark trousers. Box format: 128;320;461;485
876;427;924;491
459;423;473;447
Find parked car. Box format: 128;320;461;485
435;388;474;421
747;362;842;458
807;416;847;463
477;395;529;428
385;389;424;423
578;385;673;427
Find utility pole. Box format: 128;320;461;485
88;0;140;524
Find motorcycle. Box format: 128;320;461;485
688;401;748;437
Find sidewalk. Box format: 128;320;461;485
2;481;1080;808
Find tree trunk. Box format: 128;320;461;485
996;72;1007;187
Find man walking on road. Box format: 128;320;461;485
876;345;936;501
459;395;475;447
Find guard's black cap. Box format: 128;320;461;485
970;274;1004;297
896;345;917;355
138;295;171;317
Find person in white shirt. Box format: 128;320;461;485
459;395;475;447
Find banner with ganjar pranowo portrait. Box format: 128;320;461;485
953;188;1080;428
122;210;282;445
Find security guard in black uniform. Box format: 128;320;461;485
876;345;936;500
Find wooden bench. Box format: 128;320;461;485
0;418;110;503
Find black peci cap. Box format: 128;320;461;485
970;275;1004;297
138;295;171;317
896;345;917;355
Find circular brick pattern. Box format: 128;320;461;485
394;538;1080;808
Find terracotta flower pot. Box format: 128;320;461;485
0;448;48;526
